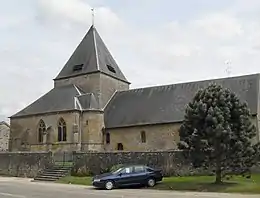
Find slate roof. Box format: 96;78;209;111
54;25;129;83
10;84;100;118
104;73;259;129
77;93;99;110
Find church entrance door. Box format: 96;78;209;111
52;151;73;166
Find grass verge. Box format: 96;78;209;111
57;174;260;194
58;176;92;186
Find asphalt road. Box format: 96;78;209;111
0;177;258;198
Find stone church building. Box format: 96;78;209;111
9;25;260;152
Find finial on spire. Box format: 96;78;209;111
225;59;232;77
91;8;95;26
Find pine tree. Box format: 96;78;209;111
178;83;260;184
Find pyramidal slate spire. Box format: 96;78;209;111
54;25;129;83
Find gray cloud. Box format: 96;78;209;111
1;0;260;121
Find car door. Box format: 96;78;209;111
131;165;147;184
116;166;134;186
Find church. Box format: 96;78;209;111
9;25;260;152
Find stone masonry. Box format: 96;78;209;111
104;123;181;151
72;151;205;177
0;152;52;178
0;121;10;151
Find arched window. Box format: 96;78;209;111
58;118;67;142
141;131;146;143
106;132;110;144
117;143;123;151
38;120;46;143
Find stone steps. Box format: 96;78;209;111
39;172;66;177
45;168;71;172
33;177;58;182
33;164;73;182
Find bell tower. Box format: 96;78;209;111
53;25;130;108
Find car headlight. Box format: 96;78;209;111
93;179;101;182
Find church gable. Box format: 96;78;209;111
104;73;259;129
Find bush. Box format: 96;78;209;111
71;167;94;177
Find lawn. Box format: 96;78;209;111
154;174;260;194
57;174;260;194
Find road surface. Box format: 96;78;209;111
0;177;258;198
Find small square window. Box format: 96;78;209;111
73;64;83;71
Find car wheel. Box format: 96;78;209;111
105;180;114;190
147;178;156;187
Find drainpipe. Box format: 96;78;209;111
79;110;83;151
74;97;83;151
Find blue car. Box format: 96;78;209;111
92;165;163;190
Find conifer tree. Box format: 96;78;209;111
178;83;260;183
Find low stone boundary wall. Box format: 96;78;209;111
0;151;53;178
72;151;207;176
0;150;258;178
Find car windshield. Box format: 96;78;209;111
112;167;124;174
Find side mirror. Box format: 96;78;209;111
118;173;122;177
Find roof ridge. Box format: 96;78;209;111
93;26;100;71
74;84;83;95
117;72;260;94
103;90;118;111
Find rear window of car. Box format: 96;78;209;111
120;167;134;174
134;166;145;173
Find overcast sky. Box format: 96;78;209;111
1;0;260;121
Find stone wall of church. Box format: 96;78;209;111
104;116;259;152
0;123;10;151
10;111;81;152
100;73;129;108
81;111;105;152
54;73;129;109
10;110;107;152
54;73;101;100
104;123;180;151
